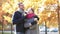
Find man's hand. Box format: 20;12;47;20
24;14;27;16
23;13;27;16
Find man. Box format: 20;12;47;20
12;2;25;34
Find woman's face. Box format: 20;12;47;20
28;9;33;14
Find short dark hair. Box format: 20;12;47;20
18;2;23;6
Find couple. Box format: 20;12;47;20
12;2;39;34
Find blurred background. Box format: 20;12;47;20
0;0;60;34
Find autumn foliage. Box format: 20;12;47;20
0;0;59;28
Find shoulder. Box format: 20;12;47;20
15;11;22;14
15;11;19;13
34;15;38;17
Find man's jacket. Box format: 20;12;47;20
12;11;25;32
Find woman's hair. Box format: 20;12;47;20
30;8;34;13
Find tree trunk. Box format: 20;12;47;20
57;2;60;34
0;0;6;34
58;7;60;34
45;21;47;34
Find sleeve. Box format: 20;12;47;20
12;12;24;24
31;15;39;25
34;15;39;20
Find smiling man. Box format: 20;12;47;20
12;2;26;34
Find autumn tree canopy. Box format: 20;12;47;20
0;0;59;28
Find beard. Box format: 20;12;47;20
20;8;24;11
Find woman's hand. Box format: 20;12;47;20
34;18;38;21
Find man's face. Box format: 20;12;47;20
19;4;24;10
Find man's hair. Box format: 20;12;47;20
18;2;23;6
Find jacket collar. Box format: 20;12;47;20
17;8;24;13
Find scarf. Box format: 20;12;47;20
26;13;35;19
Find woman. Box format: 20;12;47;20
24;8;39;34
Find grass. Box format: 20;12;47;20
0;32;13;34
0;33;11;34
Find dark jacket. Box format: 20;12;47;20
12;11;25;32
